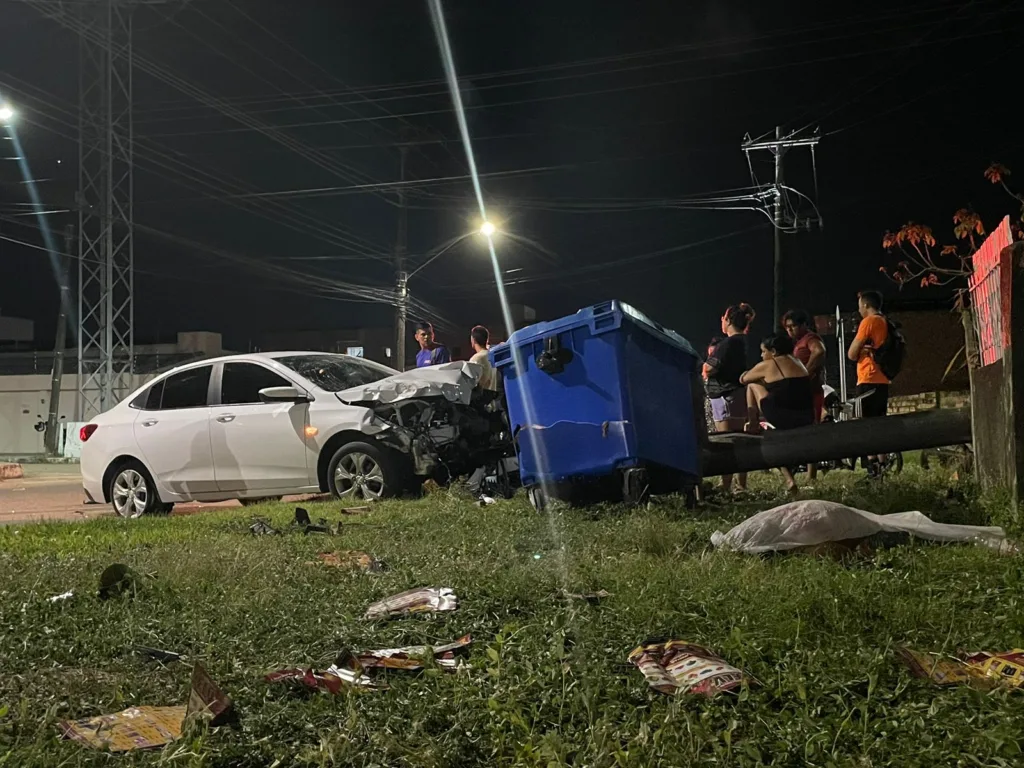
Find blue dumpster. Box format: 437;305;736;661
490;301;704;506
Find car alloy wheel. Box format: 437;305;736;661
334;451;386;500
112;467;149;519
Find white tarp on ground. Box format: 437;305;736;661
337;361;481;406
711;499;1007;554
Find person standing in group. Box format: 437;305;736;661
783;308;826;481
704;302;755;494
414;321;451;368
468;324;498;391
846;290;889;474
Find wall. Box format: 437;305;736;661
887;390;970;415
0;372;154;455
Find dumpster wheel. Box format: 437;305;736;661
621;467;650;506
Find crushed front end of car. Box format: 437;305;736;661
336;362;516;488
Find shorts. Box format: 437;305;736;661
710;389;746;423
856;383;889;418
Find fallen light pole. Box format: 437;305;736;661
701;408;971;477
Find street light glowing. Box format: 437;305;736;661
0;104;14;123
479;221;496;237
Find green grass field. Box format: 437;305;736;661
1;464;1022;767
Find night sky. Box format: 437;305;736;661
1;0;1021;353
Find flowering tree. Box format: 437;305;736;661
881;164;1023;289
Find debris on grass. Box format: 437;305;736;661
249;518;277;535
350;633;472;671
98;563;136;600
265;665;383;693
133;646;184;664
341;506;370;515
898;648;1024;689
628;640;755;697
58;664;231;751
561;589;611;603
477;495;496;507
364;587;458;620
310;550;385;572
293;507;332;534
47;590;73;603
711;500;1007;555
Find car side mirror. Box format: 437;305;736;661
258;386;309;403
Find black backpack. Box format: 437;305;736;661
874;315;906;380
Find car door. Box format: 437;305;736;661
132;364;217;497
210;361;312;493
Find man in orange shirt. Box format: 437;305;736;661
847;290;889;472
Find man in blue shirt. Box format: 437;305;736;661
414;321;451;368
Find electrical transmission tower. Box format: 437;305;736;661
76;0;134;419
742;126;821;325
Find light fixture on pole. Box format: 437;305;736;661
0;103;15;124
479;220;496;238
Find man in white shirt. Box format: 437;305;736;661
469;325;498;391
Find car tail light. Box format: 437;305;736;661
80;424;98;442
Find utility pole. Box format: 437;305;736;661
742;127;821;325
393;142;409;371
44;224;74;455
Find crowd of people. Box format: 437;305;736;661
703;290;893;495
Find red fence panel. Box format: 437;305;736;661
968;216;1013;366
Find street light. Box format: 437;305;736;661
479;220;496;238
0;103;14;124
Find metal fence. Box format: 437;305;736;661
968;216;1013;367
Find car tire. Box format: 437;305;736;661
327;441;404;501
108;461;164;519
239;497;283;507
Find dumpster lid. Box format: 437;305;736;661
495;301;699;360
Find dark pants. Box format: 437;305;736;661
856;383;889;418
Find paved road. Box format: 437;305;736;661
0;464;321;525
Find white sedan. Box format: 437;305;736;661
80;352;498;517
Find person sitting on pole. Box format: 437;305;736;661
414;321;451;368
740;331;815;494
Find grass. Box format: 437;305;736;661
1;463;1022;766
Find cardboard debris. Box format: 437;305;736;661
59;706;187;752
58;664;230;751
898;647;1024;689
352;633;472;671
628;640;755;697
311;550;384;572
265;665;383;693
364;587;458;620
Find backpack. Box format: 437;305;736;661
874;315;906;380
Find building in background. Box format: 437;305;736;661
0;312;33;350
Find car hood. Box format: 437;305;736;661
335;361;481;406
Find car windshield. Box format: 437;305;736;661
276;354;394;392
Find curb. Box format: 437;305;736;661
0;463;25;480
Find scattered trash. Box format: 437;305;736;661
898;648;1024;689
98;563;136;600
249;518;277;535
293;507;332;534
265;665;383;693
186;663;233;725
58;664;230;751
711;500;1007;555
364;587;458;620
628;640;755;697
47;590;74;603
342;506;370;515
351;633;472;671
422;479;442;495
477;495;497;507
561;589;611;604
134;646;184;664
311;550;385;573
